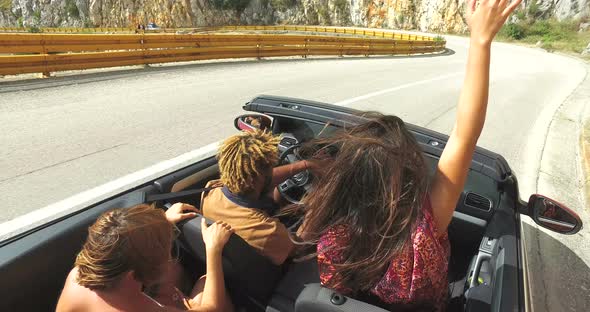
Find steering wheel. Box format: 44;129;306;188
277;144;312;205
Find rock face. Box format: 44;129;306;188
0;0;588;31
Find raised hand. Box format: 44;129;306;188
165;203;199;224
466;0;523;44
201;219;234;253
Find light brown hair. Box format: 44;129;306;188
218;130;281;195
298;113;428;293
75;204;173;290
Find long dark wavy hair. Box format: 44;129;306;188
297;113;429;293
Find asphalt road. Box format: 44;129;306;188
0;35;588;310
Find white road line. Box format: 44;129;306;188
335;72;463;106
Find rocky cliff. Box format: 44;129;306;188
0;0;588;33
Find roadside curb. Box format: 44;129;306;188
535;56;589;214
525;58;590;312
582;120;590;210
576;58;590;213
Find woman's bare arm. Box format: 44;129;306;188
430;0;522;233
185;220;233;312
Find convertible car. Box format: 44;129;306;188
0;95;583;312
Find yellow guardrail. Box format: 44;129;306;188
157;25;435;41
0;25;436;40
0;27;446;76
0;27;135;33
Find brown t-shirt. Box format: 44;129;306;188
200;180;294;265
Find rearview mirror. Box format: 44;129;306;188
528;195;582;234
234;114;272;132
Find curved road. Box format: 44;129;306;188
0;35;588;310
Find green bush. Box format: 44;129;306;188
496;18;588;54
32;9;41;20
526;20;549;36
28;25;41;33
528;0;542;18
528;20;576;41
65;0;80;19
499;23;526;40
514;10;526;21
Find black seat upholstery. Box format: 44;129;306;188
178;215;283;306
267;259;406;312
266;258;320;312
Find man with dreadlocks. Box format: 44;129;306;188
200;130;313;265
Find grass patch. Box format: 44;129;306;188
28;25;41;33
498;18;590;55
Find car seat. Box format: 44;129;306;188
178;215;282;309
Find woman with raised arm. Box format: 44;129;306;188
296;1;523;311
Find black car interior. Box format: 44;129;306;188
0;95;523;312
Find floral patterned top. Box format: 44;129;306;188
317;197;451;311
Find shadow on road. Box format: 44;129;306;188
522;221;590;311
0;48;456;93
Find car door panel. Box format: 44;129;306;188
0;152;220;311
0;187;152;311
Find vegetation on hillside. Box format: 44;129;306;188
210;0;252;16
497;10;589;56
0;0;12;12
270;0;296;11
65;0;80;19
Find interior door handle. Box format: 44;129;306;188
470;253;492;288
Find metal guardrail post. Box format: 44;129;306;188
40;33;50;78
140;32;147;66
256;36;261;60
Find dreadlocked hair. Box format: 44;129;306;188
218;130;281;195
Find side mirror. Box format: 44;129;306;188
234;114;272;132
528;194;582;234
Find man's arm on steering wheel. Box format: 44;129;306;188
270;158;329;188
270;161;310;188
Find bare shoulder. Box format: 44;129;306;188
56;267;87;312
